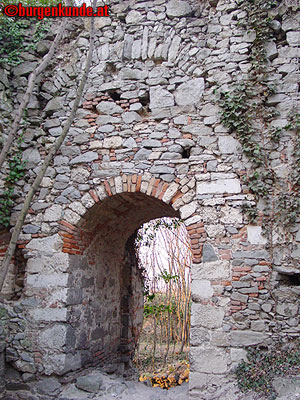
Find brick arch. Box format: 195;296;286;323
55;173;203;370
58;174;205;264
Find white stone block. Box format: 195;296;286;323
103;137;122;149
96;185;107;200
26;273;68;288
197;179;241;195
162;182;179;203
114;176;123;193
247;225;267;245
44;205;63;222
81;193;95;208
31;308;67;322
180;201;197;219
191;279;214;299
191;303;225;329
69;201;87;216
26;234;63;253
64;209;81;225
39;324;67;349
190;347;228;374
220;206;243;224
193;261;230;280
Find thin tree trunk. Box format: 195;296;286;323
0;8;96;292
163;284;171;366
179;297;187;353
152;315;157;372
163;309;171;366
0;19;67;170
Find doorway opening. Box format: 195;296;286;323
68;192;189;376
133;217;192;389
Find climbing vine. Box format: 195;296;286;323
0;137;26;228
236;339;300;399
0;0;55;66
218;0;300;235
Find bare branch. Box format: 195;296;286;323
0;10;96;292
0;19;67;170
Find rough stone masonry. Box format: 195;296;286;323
0;0;300;398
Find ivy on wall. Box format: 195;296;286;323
218;0;300;237
0;137;26;228
0;1;57;228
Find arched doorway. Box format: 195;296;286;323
64;190;183;372
17;174;206;378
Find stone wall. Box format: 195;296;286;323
0;0;300;398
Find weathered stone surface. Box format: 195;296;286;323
191;303;224;328
276;303;298;317
220;206;243;224
122;111;142;123
162;182;179;203
247;226;267;245
231;331;268;346
2;1;300;392
191;279;214;300
261;303;272;313
30;308;67;322
218;136;241;154
94;17;111;30
232;250;269;259
180;202;196;219
168;36;181;63
70;152;98;164
194;261;230;280
291;245;300;259
142;139;161;148
76;372;103;393
197;179;241;195
190;347;228;374
202;243;218;262
45;97;63;113
26;251;68;273
44;205;62;222
251;320;266;332
230;348;248;365
23;224;40;234
174;79;204;106
96;115;121;125
39;325;67;349
287;32;300;47
103;137;122;149
265;41;278;60
150;165;174;174
13;61;37;76
273;376;300;398
166;0;192;18
134;148;151;160
274;266;299;275
36;377;61;395
150;86;174;109
27;272;68;288
71;167;90;183
126;10;143;24
120;68;148;81
26;234;63;253
96;101;123;115
231;292;248;303
23;148;41;169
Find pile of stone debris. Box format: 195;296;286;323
3;368;188;400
